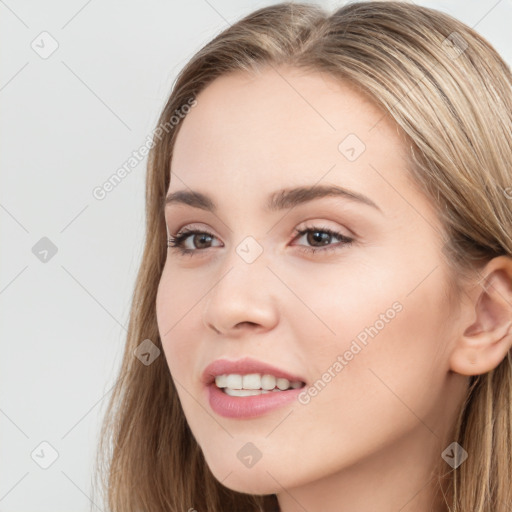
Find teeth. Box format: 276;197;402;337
225;374;242;389
276;377;291;390
214;374;228;388
224;388;271;396
243;373;262;389
261;374;276;390
214;373;303;392
224;388;291;397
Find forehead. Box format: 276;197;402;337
169;66;412;211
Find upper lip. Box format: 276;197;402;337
201;357;307;386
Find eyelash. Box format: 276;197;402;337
166;225;354;257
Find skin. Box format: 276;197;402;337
155;65;512;512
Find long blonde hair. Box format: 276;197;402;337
94;2;512;511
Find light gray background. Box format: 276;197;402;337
1;1;511;511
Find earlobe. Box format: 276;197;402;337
449;256;512;376
450;320;512;376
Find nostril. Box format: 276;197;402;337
236;321;258;328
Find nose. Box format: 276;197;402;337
201;256;279;337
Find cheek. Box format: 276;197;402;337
155;267;201;378
262;270;451;484
284;257;452;417
156;263;206;337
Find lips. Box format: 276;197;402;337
201;356;307;386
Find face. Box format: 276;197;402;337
155;66;468;499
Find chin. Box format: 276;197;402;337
217;474;279;496
207;460;282;495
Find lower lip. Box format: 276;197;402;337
206;383;305;418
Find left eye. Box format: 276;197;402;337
167;225;354;256
291;226;354;254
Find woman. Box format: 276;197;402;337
95;2;512;511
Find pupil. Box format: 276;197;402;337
309;231;330;246
195;234;212;248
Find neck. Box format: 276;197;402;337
276;423;451;512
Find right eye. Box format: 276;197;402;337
167;228;222;255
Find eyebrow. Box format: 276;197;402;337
163;184;382;214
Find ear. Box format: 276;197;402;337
449;255;512;376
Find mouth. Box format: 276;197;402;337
203;361;308;418
213;373;306;396
201;357;307;394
